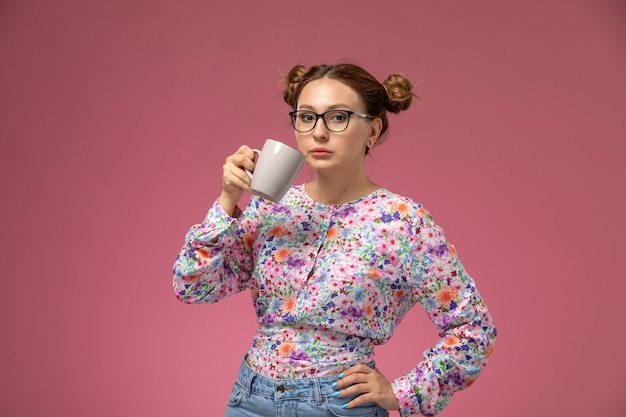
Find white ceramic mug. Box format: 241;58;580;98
246;139;305;202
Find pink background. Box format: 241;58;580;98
1;1;625;416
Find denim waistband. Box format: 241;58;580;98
235;356;375;402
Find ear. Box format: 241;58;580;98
367;117;383;148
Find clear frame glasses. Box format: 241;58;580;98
289;110;373;133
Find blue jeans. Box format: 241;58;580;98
224;357;389;417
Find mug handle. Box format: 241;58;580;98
244;149;261;179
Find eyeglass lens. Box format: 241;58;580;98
291;110;352;132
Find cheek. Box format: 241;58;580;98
352;128;371;148
294;135;307;152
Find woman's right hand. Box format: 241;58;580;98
219;145;256;216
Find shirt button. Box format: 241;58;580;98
276;385;285;393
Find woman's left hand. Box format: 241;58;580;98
334;364;400;411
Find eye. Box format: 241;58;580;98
299;112;316;122
328;111;348;122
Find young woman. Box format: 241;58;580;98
173;63;497;417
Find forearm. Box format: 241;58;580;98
173;199;251;303
392;303;496;416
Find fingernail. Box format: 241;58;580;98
341;403;349;409
332;381;338;387
337;372;344;378
331;391;340;397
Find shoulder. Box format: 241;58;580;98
376;188;425;215
374;189;440;229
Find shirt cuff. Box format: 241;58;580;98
392;376;417;417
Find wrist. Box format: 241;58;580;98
218;193;240;217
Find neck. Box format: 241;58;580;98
306;173;379;205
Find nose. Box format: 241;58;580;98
311;115;329;141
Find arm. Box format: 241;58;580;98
172;199;256;304
173;144;258;304
392;209;497;417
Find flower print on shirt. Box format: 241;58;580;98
173;185;496;417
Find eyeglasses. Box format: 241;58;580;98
289;110;373;133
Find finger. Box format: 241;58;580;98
235;145;256;165
223;163;251;188
334;382;371;400
236;144;254;155
334;366;374;389
227;153;256;174
342;392;375;409
224;154;250;172
341;364;375;379
226;155;254;176
224;150;256;177
224;168;251;190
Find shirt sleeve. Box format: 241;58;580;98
172;198;256;304
391;208;497;417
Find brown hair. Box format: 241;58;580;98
282;63;415;150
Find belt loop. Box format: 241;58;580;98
313;378;322;405
244;359;256;398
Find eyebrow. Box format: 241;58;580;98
297;103;355;111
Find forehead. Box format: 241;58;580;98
297;78;363;110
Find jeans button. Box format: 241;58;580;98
276;385;285;393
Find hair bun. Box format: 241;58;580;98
383;74;415;113
282;65;308;108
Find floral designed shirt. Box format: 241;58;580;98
173;185;496;417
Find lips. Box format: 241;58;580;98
310;147;332;157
